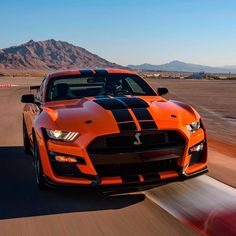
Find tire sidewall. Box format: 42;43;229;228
23;118;31;154
34;138;48;189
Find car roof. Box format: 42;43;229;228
47;68;137;80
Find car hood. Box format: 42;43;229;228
41;96;200;134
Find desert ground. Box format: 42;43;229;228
1;76;236;186
0;77;236;235
147;79;236;145
146;78;236;188
0;84;196;235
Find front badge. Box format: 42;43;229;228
134;133;142;146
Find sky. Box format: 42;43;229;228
1;0;236;66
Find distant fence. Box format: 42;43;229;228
0;84;19;88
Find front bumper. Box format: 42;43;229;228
36;128;208;189
43;166;208;191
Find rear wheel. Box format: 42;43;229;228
34;138;48;190
23;118;31;154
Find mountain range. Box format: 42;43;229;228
1;39;236;74
0;39;122;71
128;60;236;73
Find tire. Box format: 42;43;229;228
23;118;32;154
34;138;48;190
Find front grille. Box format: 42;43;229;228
87;130;185;178
87;130;185;154
95;159;178;177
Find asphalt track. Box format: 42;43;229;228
0;87;235;235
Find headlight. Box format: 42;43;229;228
46;129;80;142
186;120;200;133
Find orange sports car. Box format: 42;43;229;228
21;69;208;190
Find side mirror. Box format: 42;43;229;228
157;87;168;96
21;94;35;103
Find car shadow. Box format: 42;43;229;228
0;146;145;220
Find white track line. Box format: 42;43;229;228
145;175;236;234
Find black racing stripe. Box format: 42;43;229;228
139;121;157;130
132;108;153;121
118;122;137;131
93;98;137;132
94;69;109;76
93;98;126;110
79;69;95;76
93;97;149;110
112;109;133;122
116;97;149;108
93;97;156;132
172;100;195;115
121;175;140;184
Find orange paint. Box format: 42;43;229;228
100;176;122;185
159;171;179;179
139;175;144;182
22;68;208;188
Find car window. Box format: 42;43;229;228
35;78;46;102
46;74;156;101
124;77;147;95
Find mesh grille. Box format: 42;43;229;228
87;130;185;177
87;130;185;154
95;159;178;177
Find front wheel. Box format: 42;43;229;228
34;138;48;190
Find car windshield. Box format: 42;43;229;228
46;74;156;101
